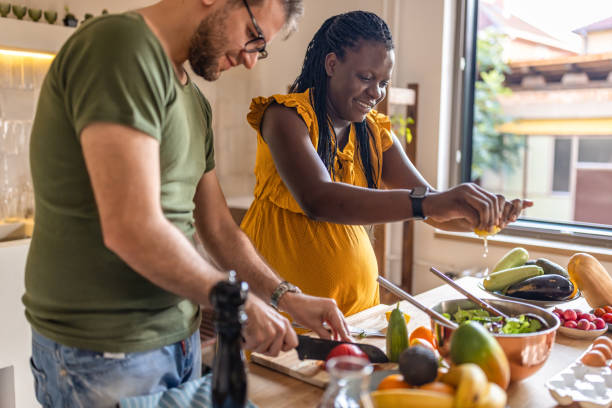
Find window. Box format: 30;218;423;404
552;138;571;193
459;0;612;246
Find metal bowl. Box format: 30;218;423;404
431;298;560;382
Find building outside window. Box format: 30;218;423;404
463;0;612;240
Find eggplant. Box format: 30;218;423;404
534;258;569;279
505;274;574;301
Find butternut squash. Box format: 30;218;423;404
567;253;612;308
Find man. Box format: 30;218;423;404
23;0;350;405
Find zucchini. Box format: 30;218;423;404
483;265;544;292
505;274;574;301
534;258;569;279
386;302;409;362
492;247;529;273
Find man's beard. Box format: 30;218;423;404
188;8;229;81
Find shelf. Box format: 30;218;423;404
0;17;74;54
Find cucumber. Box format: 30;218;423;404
534;258;569;279
386;302;409;362
483;265;544;292
492;247;529;273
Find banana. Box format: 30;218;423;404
440;363;488;408
475;382;507;408
370;389;454;408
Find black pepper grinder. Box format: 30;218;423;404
210;271;248;408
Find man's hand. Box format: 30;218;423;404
423;183;533;232
279;292;352;342
243;295;298;356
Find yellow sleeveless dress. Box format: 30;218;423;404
240;90;394;316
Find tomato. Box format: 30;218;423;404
325;344;369;366
602;313;612;324
604;305;612;314
594;308;606;317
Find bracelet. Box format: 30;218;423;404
270;280;301;311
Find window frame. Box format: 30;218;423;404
455;0;612;248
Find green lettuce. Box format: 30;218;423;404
446;308;541;334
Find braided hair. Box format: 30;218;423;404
289;11;394;189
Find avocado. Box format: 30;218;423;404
398;345;438;386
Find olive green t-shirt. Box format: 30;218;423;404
22;13;215;352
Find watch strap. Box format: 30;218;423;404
409;187;429;220
411;195;425;220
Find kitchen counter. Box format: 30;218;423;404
248;277;602;408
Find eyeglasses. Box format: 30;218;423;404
242;0;268;59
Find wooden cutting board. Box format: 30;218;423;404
251;302;432;388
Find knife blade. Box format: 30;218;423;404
292;322;386;338
295;335;388;363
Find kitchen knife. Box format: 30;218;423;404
296;334;389;363
292;322;386;338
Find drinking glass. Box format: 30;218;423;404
12;4;26;19
9;55;24;89
319;356;374;408
43;9;57;24
18;180;34;218
27;7;40;21
0;3;10;17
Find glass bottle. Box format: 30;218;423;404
211;271;249;408
319;356;374;408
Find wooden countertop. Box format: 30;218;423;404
248;276;605;408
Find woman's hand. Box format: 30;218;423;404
422;183;533;232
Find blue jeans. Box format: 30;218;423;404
30;329;201;408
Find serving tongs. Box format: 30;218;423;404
429;267;549;329
377;275;458;329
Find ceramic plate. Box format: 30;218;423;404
557;325;608;340
477;280;581;308
0;221;23;240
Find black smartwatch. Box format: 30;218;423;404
409;186;429;220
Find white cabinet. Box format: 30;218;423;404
0;239;37;408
